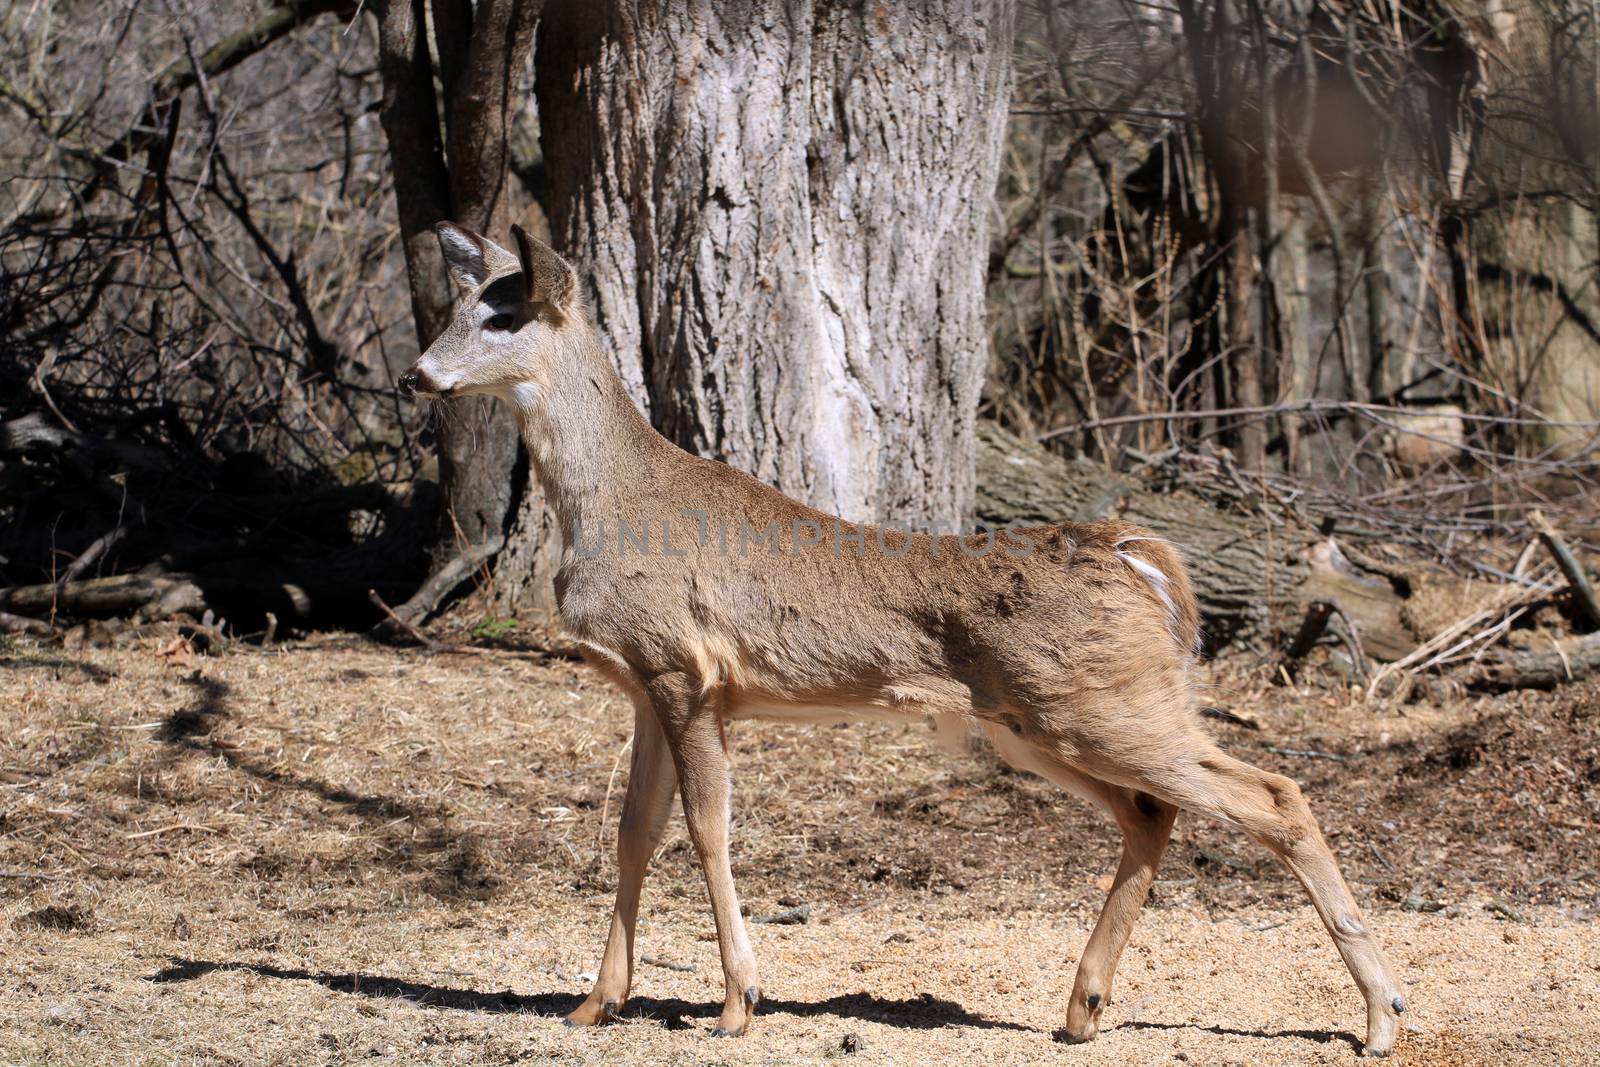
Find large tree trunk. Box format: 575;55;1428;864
529;0;1014;537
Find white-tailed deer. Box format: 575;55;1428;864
399;222;1406;1055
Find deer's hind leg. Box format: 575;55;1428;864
983;726;1177;1044
1170;748;1404;1056
1081;723;1406;1057
1060;786;1176;1042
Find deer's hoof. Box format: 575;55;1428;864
1057;989;1103;1045
709;987;758;1038
563;997;620;1029
1360;996;1402;1057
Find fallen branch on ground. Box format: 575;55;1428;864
0;566;396;629
1365;568;1559;699
367;589;441;649
0;573;207;620
380;535;506;629
1528;510;1600;630
0;611;58;636
1469;632;1600;690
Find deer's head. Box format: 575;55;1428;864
398;222;579;401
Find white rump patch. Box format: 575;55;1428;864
1114;537;1184;652
1117;549;1177;618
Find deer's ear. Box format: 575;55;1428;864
433;222;491;289
511;224;577;311
433;222;520;291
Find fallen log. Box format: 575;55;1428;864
0;412;166;469
1469;632;1600;690
0;611;58;636
0;565;402;630
0;573;206;620
975;421;1414;655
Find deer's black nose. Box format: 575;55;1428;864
398;371;420;399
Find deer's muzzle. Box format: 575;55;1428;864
398;363;447;399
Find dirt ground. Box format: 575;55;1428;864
2;632;1597;1066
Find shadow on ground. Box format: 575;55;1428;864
150;674;500;900
146;957;1034;1033
0;655;113;681
1117;1018;1362;1053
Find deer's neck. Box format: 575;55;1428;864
504;326;667;548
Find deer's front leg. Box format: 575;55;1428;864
567;695;678;1027
651;674;759;1037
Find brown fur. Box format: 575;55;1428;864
400;223;1406;1054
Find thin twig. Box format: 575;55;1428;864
639;955;696;973
596;732;634;858
1263;745;1349;762
126;823;221;839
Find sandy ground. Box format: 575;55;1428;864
6;892;1599;1066
1;635;1597;1065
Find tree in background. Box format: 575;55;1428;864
989;1;1596;484
1435;0;1600;448
537;1;1014;530
374;0;537;615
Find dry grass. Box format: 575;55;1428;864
1;633;1597;1065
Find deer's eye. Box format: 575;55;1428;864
485;312;515;332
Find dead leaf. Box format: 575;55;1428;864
156;636;196;669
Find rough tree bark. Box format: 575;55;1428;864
530;0;1015;538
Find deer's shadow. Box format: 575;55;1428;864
147;957;1031;1033
1117;1018;1363;1053
148;958;1364;1049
